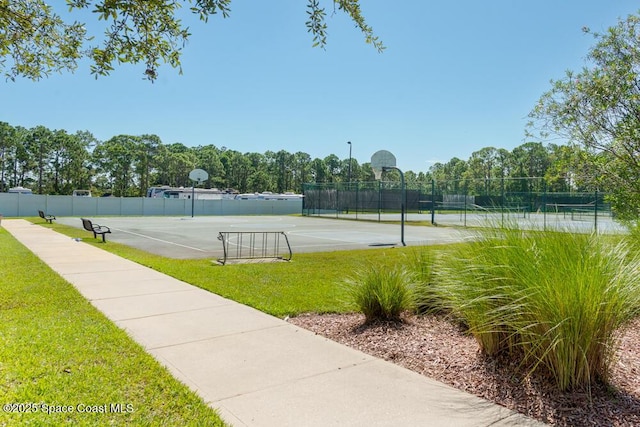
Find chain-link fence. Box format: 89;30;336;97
303;178;621;233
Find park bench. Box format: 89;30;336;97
38;210;56;223
81;218;111;242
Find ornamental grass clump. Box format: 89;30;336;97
435;226;640;391
407;248;441;314
345;264;415;322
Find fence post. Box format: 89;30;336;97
594;188;598;233
431;179;435;225
336;185;339;218
302;184;307;215
355;181;359;219
463;184;468;227
543;181;547;231
501;177;505;227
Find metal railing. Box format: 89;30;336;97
217;231;292;265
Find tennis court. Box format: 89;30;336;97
56;215;471;260
416;210;626;233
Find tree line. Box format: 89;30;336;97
0;122;371;196
1;121;600;198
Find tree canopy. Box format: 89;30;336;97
0;121;380;196
529;11;640;221
1;120;601;199
1;0;383;81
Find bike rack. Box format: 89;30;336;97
217;231;292;265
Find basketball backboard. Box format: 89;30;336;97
189;168;209;184
370;150;396;180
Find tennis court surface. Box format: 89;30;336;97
56;215;470;259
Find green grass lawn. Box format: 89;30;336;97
0;227;226;426
8;217;639;403
1;218;439;425
36;219;429;317
116;246;431;317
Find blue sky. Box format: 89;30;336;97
3;1;640;173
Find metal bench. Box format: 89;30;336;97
38;210;56;223
81;218;111;242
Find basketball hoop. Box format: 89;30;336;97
188;168;209;218
369;149;406;246
371;150;396;180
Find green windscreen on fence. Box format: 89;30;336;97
302;177;615;232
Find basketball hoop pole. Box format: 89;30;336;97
189;169;209;219
382;166;406;246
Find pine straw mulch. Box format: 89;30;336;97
288;313;640;427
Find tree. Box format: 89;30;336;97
193;144;226;189
43;129;93;194
155;142;197;187
220;149;251;191
135;134;162;196
245;152;273;192
271;150;294;193
544;143;596;192
357;162;374;182
26;126;54;194
93;135;140;196
0;122;15;191
2;0;382;82
0;1;86;81
430;157;467;192
292;151;312;193
8;126;34;189
323;154;341;182
69;130;98;192
529;12;640;220
463;147;498;194
507;142;550;192
310;157;328;183
493;148;511;180
48;130;73;194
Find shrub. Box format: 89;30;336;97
345;264;415;322
407;248;442;314
434;226;640;391
625;220;640;253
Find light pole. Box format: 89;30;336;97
347;141;352;183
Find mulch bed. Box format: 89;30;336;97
289;313;640;426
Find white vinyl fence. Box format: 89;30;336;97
0;193;302;218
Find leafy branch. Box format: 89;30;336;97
1;0;384;82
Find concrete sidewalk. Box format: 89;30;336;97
3;220;544;427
